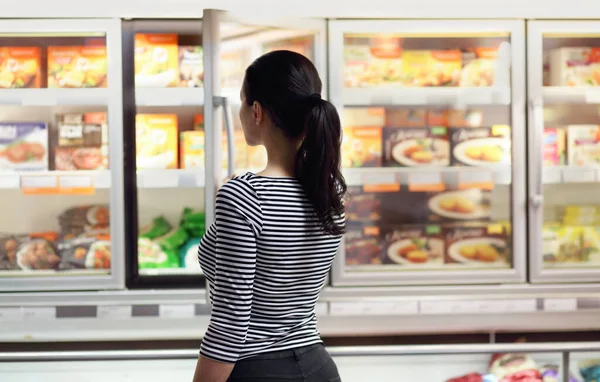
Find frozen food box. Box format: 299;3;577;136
178;46;203;88
385;108;427;127
0;47;41;88
51;113;108;171
136;114;178;169
0;234;27;270
247;145;267;170
180;130;205;169
343;36;403;87
426;189;492;223
447;110;483;128
16;238;60;271
48;46;108;88
0;122;48;171
567;125;600;166
346;186;382;222
459;47;497;87
543;127;567;166
427;109;449;126
382;126;449;167
401;50;462;87
542;224;600;265
58;237;111;270
344;107;385;128
443;223;511;267
382;224;444;267
342;127;382;168
135;34;179;88
449;125;511;167
345;225;384;267
549;47;600;86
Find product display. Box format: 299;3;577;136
449;125;511;167
543;128;567;166
135;34;179;87
383;126;450;167
0;122;48;171
51;113;108;171
48;46;108;88
567;125;600;166
549;47;600;86
178;46;203;87
0;47;41;88
180;130;205;169
136;114;178;169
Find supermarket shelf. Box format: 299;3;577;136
0;170;111;190
542;86;600;104
135;87;204;107
0;88;109;106
136;169;205;188
543;165;600;184
0;269;110;277
342;86;511;107
139;268;202;276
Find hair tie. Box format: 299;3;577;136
308;93;321;101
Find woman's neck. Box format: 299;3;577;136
258;128;302;178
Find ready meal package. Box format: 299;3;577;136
0;122;48;171
459;47;497;87
542;224;600;265
180;130;205;169
344;107;385;128
543;127;567;166
178;46;203;87
443;223;511;267
382;224;444;267
342;127;382;168
17;237;60;270
449;125;511;167
488;353;542;382
345;225;384;266
138;237;178;269
136;114;178;169
401;50;462;87
51;113;108;171
0;47;41;88
382;126;450;167
58;237;111;270
59;205;110;233
343;36;403;87
427;189;493;223
139;215;172;240
135;34;179;87
48;46;108;88
549;47;600;86
385;108;427;127
345;187;382;222
567;125;600;166
448;110;484;128
0;234;27;270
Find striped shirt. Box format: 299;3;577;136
197;172;343;363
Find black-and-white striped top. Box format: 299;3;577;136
197;172;343;363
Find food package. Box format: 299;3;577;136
0;234;26;270
180;130;205;169
193;114;204;131
562;205;600;225
382;224;444;266
567;125;600;166
51;113;108;171
58;237;110;269
343;36;403;87
345;187;381;222
401;50;462;87
0;47;41;88
488;353;541;382
138;237;178;269
342;127;382;168
139;216;172;240
179;237;202;271
543;128;567;166
0;122;48;171
385;108;427;127
180;208;206;237
136;114;178;169
155;227;189;253
449;125;511;167
247;145;267;170
344;107;385;128
542;224;600;265
459;47;497;87
58;205;110;235
549;47;600;86
263;36;314;60
178;46;203;87
443;223;511;267
48;46;108;88
135;34;178;87
16;238;60;270
580;359;600;382
345;226;384;266
446;373;484;382
428;109;450;126
383;126;450;167
448;110;484;128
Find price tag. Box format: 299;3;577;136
196;173;206;187
394;93;426;105
542;167;562;184
343;170;362;187
159;304;195;319
97;305;132;320
142;171;180;189
458;171;494;190
0;174;20;189
408;172;444;192
59;176;95;195
23;307;56;321
362;172;399;192
0;308;23;321
371;95;394;106
563;168;596;183
544;298;577;312
21;91;58;106
458;89;492;106
329;302;363;316
504;299;537;313
21;176;58;195
314;302;328;316
420;300;477;314
585;89;600;104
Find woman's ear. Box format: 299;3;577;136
253;101;263;125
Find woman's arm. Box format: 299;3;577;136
192;355;234;382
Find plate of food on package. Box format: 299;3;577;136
387;238;444;266
453;137;511;166
428;189;491;220
448;237;508;265
391;138;449;167
84;240;111;269
16;239;60;270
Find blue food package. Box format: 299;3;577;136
0;122;48;171
580;359;600;382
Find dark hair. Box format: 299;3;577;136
243;50;346;236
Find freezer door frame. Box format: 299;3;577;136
328;19;527;286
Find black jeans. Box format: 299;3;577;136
227;343;341;382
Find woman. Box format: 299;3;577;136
193;50;346;382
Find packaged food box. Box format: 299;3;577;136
138;237;178;269
448;110;483;128
180;130;205;169
427;109;449;126
382;224;444;267
401;50;462;87
449;125;511;166
136;114;178;169
542;224;600;265
346;187;381;222
382;126;449;167
0;234;27;270
247;145;267;170
427;189;492;222
385;108;427;127
48;46;108;88
16;238;60;270
343;36;403;87
58;205;110;236
345;225;384;266
459;47;497;87
443;223;511;267
135;34;179;88
342;127;382;168
0;47;41;88
178;46;203;88
549;47;600;86
58;237;110;270
543;127;567;166
51;113;108;171
343;107;385;128
0;122;48;171
567;125;600;166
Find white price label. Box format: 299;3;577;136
21;92;58;106
542;167;562;184
59;176;93;188
563;168;596;183
543;298;577;312
94;170;111;188
329;302;363;316
458;89;492;106
0;174;20;189
0;308;23;321
362;172;396;185
142;171;180;188
97;305;132;320
23;307;56;321
343;170;362;187
21;176;57;189
371;95;394;106
473;300;507;313
410;172;442;186
362;301;419;315
504;299;537;313
460;171;494;185
159;304;195;319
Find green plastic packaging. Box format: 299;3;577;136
139;216;172;240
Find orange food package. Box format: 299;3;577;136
136;114;178;169
342;127;382;168
385;108;427;127
180;130;205;169
48;46;107;88
135;34;179;88
0;47;41;88
459;47;497;87
402;50;462;87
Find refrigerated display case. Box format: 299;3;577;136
0;19;125;292
528;21;600;284
328;20;526;286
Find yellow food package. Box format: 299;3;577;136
542;224;600;265
136;114;178;169
0;47;41;88
402;50;461;87
342;127;382;168
48;46;107;88
135;34;179;88
180;130;205;169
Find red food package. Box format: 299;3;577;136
500;369;542;382
489;354;541;382
447;373;483;382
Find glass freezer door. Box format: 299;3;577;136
528;21;600;283
328;20;527;286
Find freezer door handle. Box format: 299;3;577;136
213;96;235;179
530;194;544;208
